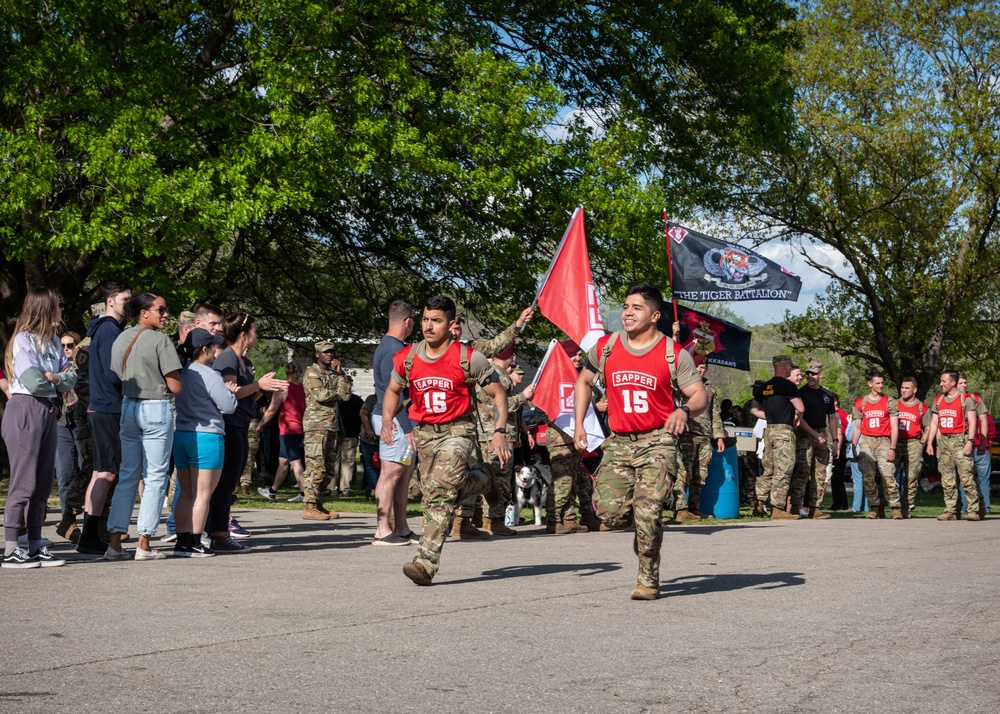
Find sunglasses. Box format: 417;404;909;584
149;306;169;315
62;342;75;349
805;371;819;376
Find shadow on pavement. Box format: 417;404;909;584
659;571;805;597
443;561;623;586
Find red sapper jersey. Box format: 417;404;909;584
599;334;675;434
394;341;473;425
897;400;925;440
934;394;968;436
855;395;891;437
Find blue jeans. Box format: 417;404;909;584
850;460;868;512
55;423;79;513
359;440;379;489
959;449;991;513
108;397;175;537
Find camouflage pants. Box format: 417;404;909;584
458;439;514;520
64;410;93;515
740;452;759;504
593;431;678;589
757;425;795;509
937;434;980;514
303;428;339;504
240;418;261;488
897;438;923;512
858;435;900;508
546;442;585;525
793;428;830;509
674;436;712;512
412;421;499;578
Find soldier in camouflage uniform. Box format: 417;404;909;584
927;371;982;521
445;306;532;538
383;295;511;586
301;341;353;520
751;356;806;519
793;360;839;520
574;285;706;600
673;355;726;521
851;369;902;519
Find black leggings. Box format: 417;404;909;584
208;424;249;534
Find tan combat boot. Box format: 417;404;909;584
56;511;80;543
303;503;330;521
808;507;831;520
630;584;658;600
483;517;517;536
966;511;981;521
554;520;588;534
402;561;433;586
674;509;701;522
771;505;800;520
937;511;957;521
891;507;903;520
865;509;879;519
451;516;490;540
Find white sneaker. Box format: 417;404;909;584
104;547;129;561
30;546;66;568
135;547;166;560
200;533;211;548
258;486;277;501
287;493;305;503
160;532;178;543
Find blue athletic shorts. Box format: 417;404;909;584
173;431;226;471
279;433;305;462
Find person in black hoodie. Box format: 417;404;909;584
76;281;132;555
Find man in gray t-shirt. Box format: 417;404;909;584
370;301;418;545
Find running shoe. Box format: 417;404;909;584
228;516;252;539
258;486;277;501
287;493;305;503
210;534;252;553
3;547;41;569
29;546;66;568
372;534;410;547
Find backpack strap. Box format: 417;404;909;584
594;332;619;389
461;345;473;383
402;343;419;383
664;335;682;394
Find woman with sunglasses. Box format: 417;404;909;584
207;311;286;552
105;292;183;560
2;288;77;568
54;331;84;539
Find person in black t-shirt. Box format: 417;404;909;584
792;359;840;519
751;356;805;519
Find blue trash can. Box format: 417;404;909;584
699;446;740;519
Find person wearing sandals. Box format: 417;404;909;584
172;329;239;557
105;292;183;561
207;311;286;553
2;288;77;568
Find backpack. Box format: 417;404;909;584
401;341;473;384
594;331;684;394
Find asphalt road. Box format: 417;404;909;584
2;508;997;713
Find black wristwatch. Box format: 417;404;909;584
679;406;691;416
494;428;507;434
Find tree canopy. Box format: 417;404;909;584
1;0;797;346
722;0;1000;397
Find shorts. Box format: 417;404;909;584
279;433;305;462
372;414;409;463
173;431;226;471
89;411;122;473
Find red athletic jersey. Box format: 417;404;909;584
394;341;473;425
856;395;891;437
897;400;925;440
599;334;675;433
934;394;968;436
278;382;306;435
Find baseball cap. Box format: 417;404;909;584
185;327;224;351
805;359;822;373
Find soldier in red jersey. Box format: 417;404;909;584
381;296;511;586
574;284;706;601
926;371;982;521
851;369;902;519
896;377;929;516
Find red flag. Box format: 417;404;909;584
532;340;605;452
536;206;605;351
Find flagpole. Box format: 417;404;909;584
663;209;679;324
531;340;559;389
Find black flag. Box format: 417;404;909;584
667;223;802;302
657;305;753;371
